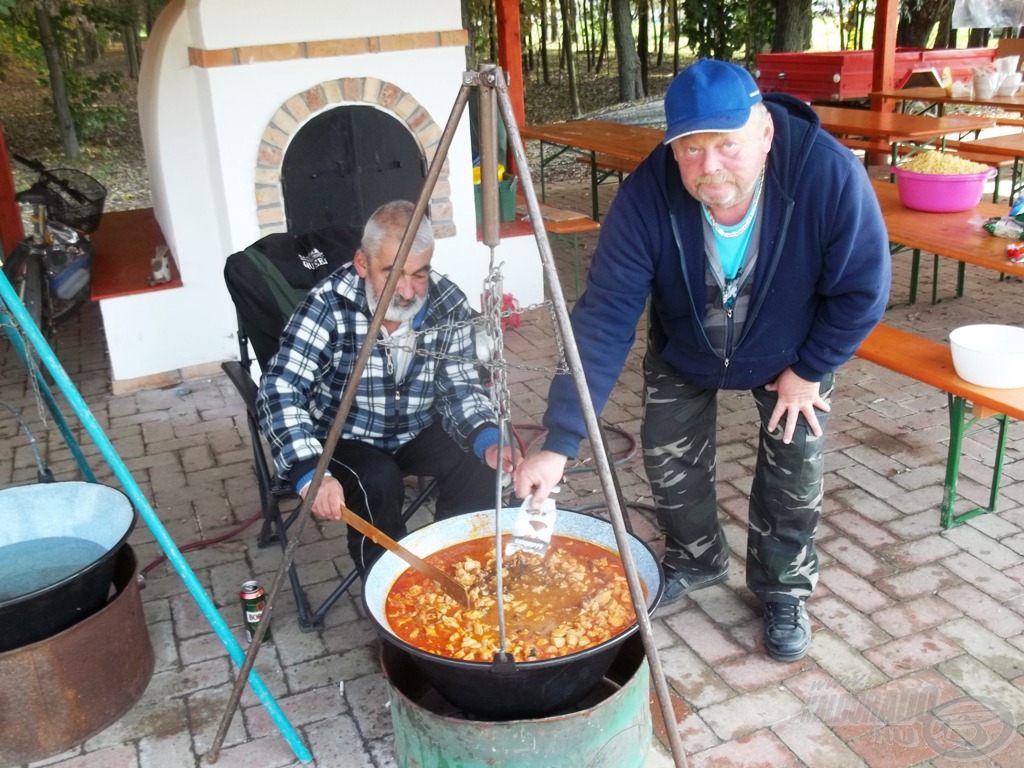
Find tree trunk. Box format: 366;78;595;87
589;0;598;69
612;0;643;100
771;0;811;52
541;0;551;83
596;0;609;71
638;0;649;93
671;0;680;72
968;28;989;47
35;5;80;160
657;0;667;67
896;0;950;48
123;27;140;78
934;1;954;48
559;0;581;115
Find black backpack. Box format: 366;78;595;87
224;225;362;368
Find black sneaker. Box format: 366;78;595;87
763;601;811;662
659;560;728;606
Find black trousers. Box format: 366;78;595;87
329;419;498;574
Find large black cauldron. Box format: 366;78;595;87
363;509;663;720
0;482;136;651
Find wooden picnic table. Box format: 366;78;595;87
812;105;996;144
871;178;1022;304
870;86;1024;115
942;132;1024;200
519;120;661;220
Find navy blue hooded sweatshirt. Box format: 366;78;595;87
543;93;891;459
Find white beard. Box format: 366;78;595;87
365;282;427;324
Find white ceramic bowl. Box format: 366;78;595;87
949;324;1024;389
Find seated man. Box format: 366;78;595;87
257;200;513;575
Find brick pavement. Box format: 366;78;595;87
2;173;1024;768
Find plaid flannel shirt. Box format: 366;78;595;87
256;263;496;488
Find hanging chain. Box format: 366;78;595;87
0;315;50;427
482;263;512;422
376;289;569;377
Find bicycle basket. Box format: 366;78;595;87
42;169;107;234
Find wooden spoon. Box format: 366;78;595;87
338;504;470;608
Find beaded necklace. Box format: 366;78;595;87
701;167;765;239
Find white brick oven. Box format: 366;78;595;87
112;0;542;387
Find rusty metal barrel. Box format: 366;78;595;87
0;544;154;766
381;634;652;768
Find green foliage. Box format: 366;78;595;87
40;68;128;140
679;0;744;61
738;0;775;61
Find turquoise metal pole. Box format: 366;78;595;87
0;272;312;763
0;310;97;482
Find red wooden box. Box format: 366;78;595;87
754;48;996;102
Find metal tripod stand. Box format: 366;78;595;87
206;63;689;768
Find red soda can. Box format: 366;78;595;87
240;580;272;643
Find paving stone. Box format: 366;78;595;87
35;745;139;768
699;687;806;741
847;719;944;767
689;728;801;767
881;533;962;570
663;608;746;666
943;525;1024;571
810;594;893;651
875;562;961;601
137;732;191;768
657;642;733;710
872;594;963;638
856;668;964;722
805;631;888;693
939;583;1024;638
941;551;1024;602
819;535;897;580
863;629;964;679
937;617;1024;680
773;714;869;768
818;564;894;613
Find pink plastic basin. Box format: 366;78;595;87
891;165;996;213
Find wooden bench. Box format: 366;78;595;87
993;115;1024;130
516;200;600;299
571;153;642;222
856;323;1024;528
574;151;641;177
838;137;1015;202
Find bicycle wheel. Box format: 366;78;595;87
2;241;45;332
46;286;90;327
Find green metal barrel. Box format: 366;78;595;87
382;635;652;768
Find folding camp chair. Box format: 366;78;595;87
221;225;437;630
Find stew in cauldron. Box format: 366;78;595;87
385;534;641;663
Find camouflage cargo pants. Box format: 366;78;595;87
641;351;834;605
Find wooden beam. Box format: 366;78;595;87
871;0;900;112
495;0;525;174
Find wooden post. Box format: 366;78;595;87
495;0;526;176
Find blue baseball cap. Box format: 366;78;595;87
663;59;763;145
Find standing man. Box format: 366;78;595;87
259;200;514;577
514;59;889;662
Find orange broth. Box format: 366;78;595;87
385;534;641;662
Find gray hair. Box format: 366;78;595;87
361;200;433;262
